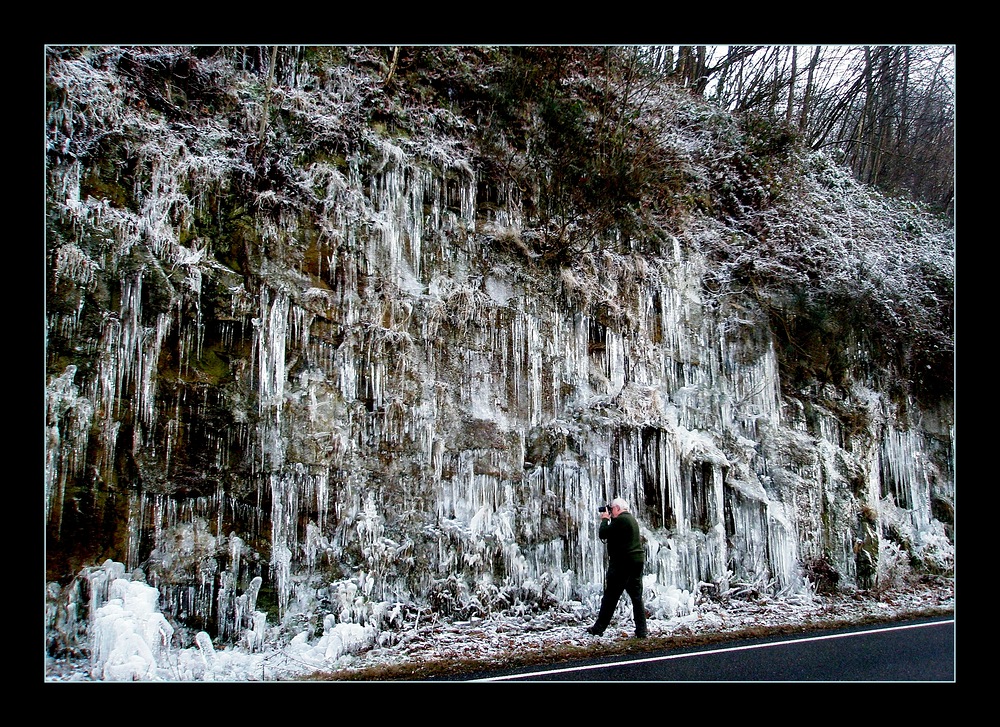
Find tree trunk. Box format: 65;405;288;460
798;46;821;133
785;46;798;126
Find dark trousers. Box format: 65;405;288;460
594;560;647;636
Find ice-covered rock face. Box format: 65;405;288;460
45;46;953;656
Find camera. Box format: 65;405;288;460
598;505;611;514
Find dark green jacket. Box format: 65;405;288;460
599;511;644;566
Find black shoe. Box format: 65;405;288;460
586;626;604;636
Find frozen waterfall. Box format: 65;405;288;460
44;47;952;674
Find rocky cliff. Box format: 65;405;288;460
44;46;954;658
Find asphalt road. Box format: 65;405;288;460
466;617;955;682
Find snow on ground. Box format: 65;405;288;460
44;578;954;682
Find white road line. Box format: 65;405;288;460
472;618;955;682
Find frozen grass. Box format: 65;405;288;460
302;577;954;681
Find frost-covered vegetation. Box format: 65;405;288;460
45;46;953;681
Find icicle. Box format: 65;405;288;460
253;287;290;417
45;366;93;534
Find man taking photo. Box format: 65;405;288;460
586;497;648;638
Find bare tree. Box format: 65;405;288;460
798;46;822;132
618;45;952;212
785;46;798;126
701;45;953;213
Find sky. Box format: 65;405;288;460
44;567;953;682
